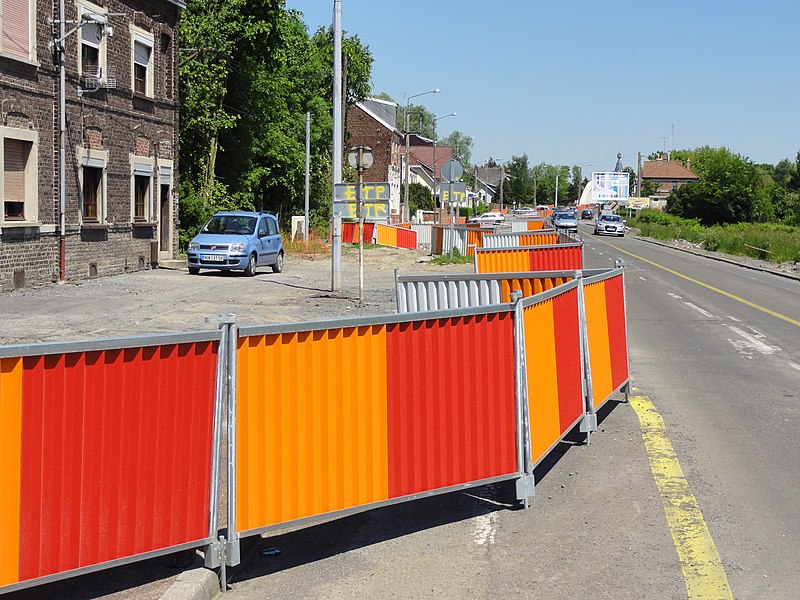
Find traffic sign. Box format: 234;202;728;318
440;160;463;182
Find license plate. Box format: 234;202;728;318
201;254;225;262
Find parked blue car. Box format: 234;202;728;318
186;211;284;276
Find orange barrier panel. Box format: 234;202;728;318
499;275;572;302
235;309;519;536
583;272;629;410
521;285;585;465
341;221;376;243
527;220;546;230
0;358;23;586
376;224;417;249
475;244;583;273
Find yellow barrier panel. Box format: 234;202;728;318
236;327;390;532
375;224;398;247
0;357;22;586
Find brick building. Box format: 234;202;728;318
0;0;184;291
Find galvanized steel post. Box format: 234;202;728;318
225;316;240;569
511;290;534;506
576;271;598;445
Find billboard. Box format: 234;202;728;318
591;172;629;202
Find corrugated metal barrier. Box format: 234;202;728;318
475;242;584;273
0;332;224;593
482;230;571;248
0;266;629;593
410;223;432;245
376;223;417;249
341;221;376;244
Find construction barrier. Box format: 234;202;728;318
510;219;548;232
410;223;432;245
341;221;376;244
375;223;417;249
0;269;629;593
481;230;570;249
475;242;584;273
0;332;224;593
581;269;630;412
431;225;488;256
393;269;614;312
233;309;523;538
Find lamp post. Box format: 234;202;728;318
347;145;374;307
432;112;457;223
403;88;439;222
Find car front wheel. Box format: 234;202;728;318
188;266;200;275
244;253;257;277
272;251;284;273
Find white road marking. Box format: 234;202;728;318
639;276;647;281
789;362;800;372
684;302;719;319
668;292;683;299
727;316;741;322
473;511;498;546
727;326;780;356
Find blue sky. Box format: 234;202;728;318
286;0;799;173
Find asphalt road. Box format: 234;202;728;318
580;222;800;599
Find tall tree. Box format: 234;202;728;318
439;130;473;166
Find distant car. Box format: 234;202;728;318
469;212;505;225
551;210;578;233
581;209;594;220
593;214;625;237
187;211;284;276
513;206;537;217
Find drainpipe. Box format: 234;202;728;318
58;0;66;281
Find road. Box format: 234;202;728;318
581;222;800;599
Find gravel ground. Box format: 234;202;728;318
0;245;464;346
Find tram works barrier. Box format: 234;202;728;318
0;271;628;594
375;223;417;249
475;239;584;273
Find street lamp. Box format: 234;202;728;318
403;88;439;222
347;145;374;307
432;112;457;223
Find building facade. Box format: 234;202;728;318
0;0;183;291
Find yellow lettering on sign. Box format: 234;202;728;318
441;190;450;203
344;185;356;201
454;191;466;203
361;185;375;199
375;185;387;199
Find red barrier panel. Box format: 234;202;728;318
341;221;376;243
0;338;219;590
395;227;417;249
528;245;583;271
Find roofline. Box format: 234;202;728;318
167;0;187;8
355;101;397;134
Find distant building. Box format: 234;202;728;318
0;0;184;291
642;158;700;199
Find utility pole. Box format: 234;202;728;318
499;165;504;212
331;0;342;291
304;111;311;241
637;151;642;199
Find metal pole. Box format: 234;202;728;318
304;111;311;242
432;133;437;224
404;102;410;223
554;170;559;208
357;161;364;306
448;180;454;259
331;0;343;291
499;165;504;212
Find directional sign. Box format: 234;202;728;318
439;182;468;206
333;200;389;219
334;182;390;202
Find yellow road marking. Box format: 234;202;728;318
630;395;732;599
594;238;800;328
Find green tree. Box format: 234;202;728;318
439;130;473;166
397;103;436;139
505;154;532;203
408;182;433;214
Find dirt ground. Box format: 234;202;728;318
0;245;465;345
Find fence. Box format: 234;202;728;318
430;225;487;256
375;223;417;249
0;331;225;594
341;221;376;244
410;223;432;245
0;268;629;595
481;230;571;249
474;241;584;273
510;219;547;232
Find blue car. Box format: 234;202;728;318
187;211;284;276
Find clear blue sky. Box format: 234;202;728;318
286;0;799;173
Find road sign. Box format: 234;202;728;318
332;200;389;219
334;182;390;202
591;172;630;202
439;182;468;206
440;160;463;182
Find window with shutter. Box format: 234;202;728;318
1;0;32;61
3;138;30;220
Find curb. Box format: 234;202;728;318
158;568;220;600
632;234;800;282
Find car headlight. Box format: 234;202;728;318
188;241;199;250
229;243;246;253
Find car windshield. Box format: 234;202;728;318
202;215;257;235
601;215;621;222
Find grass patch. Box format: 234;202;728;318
283;233;330;257
630;210;800;263
430;248;473;265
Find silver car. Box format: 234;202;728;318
593;214;625;237
551;210;578;233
